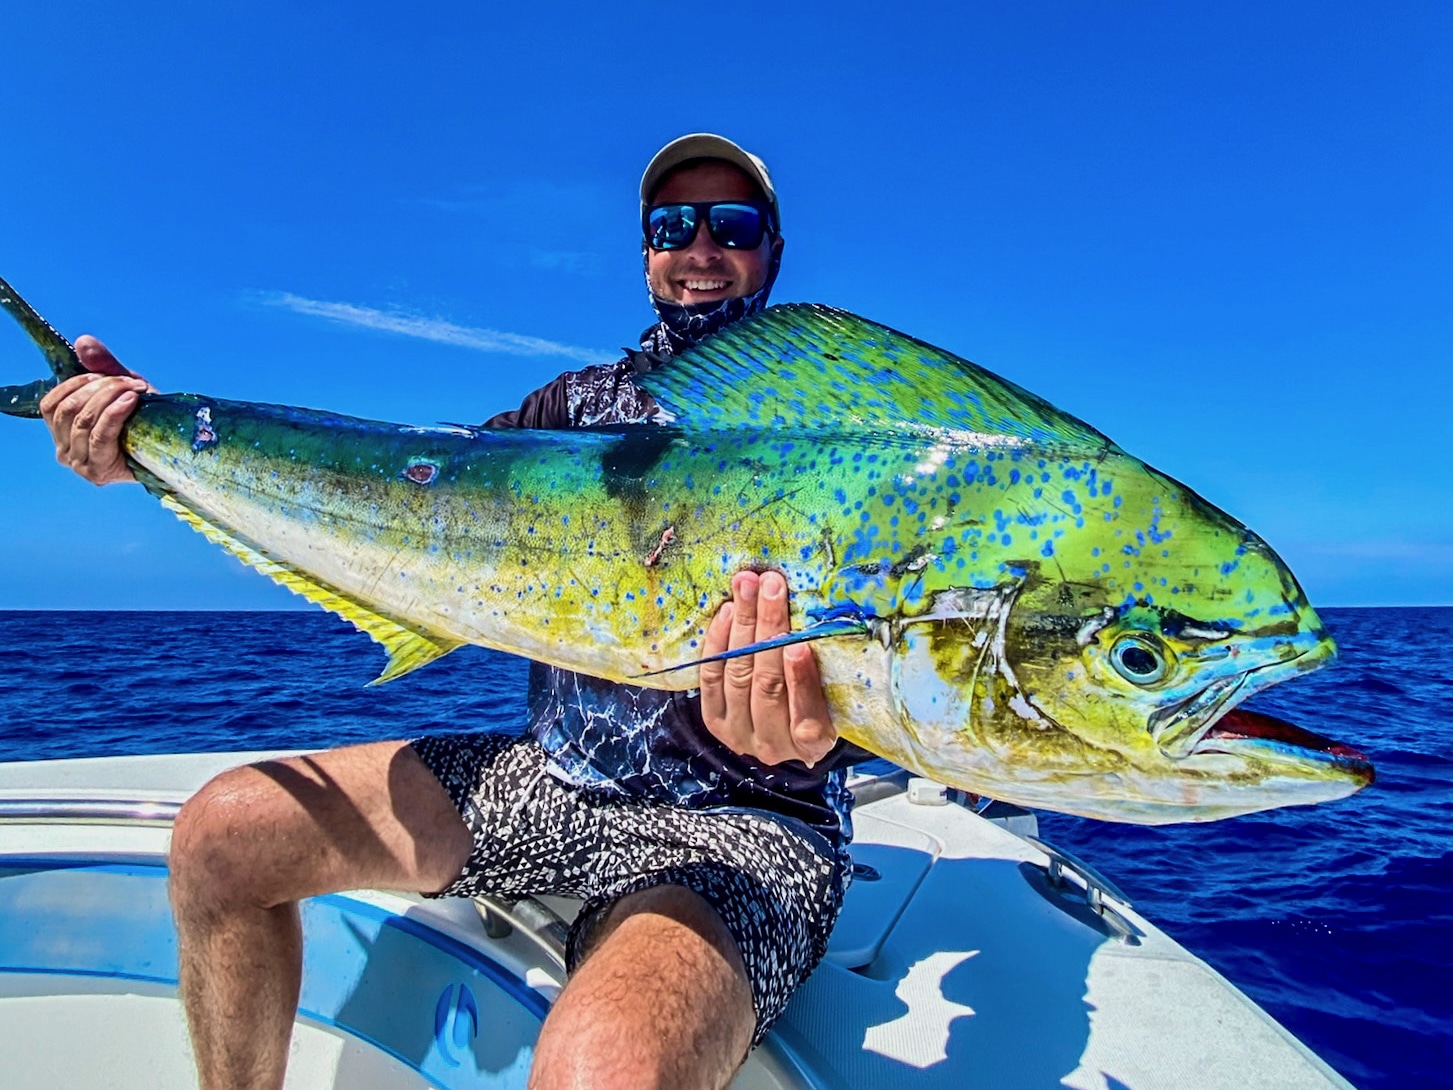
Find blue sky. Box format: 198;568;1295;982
1;1;1448;608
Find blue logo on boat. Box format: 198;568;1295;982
434;982;479;1067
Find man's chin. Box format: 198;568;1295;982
670;288;737;306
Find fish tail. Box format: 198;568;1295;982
0;275;83;418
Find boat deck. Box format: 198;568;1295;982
0;751;1353;1089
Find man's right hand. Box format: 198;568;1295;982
699;570;837;768
39;335;150;485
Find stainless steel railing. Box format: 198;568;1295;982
0;798;183;826
0;795;571;964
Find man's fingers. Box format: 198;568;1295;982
754;571;791;638
45;378;105;462
748;572;790;728
702;569;837;768
32;337;144;486
785;644;837;766
42;375;143;483
723;571;761;691
39;373;101;423
698;600;734;727
72;385;113;433
72;379;141;435
90;390;139;461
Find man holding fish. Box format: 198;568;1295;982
40;134;857;1090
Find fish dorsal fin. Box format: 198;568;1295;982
158;495;462;683
642;304;1115;449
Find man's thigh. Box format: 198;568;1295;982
531;884;755;1090
170;739;473;905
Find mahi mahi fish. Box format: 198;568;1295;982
0;275;1372;823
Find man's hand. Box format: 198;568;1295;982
700;570;837;767
39;335;150;485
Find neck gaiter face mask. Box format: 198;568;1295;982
640;246;781;359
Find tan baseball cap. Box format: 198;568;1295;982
640;133;780;232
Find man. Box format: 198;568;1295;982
40;133;862;1090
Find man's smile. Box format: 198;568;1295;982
682;278;732;293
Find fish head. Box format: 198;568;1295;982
882;463;1372;823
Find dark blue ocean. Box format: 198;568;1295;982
1;606;1448;1089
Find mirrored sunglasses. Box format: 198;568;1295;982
644;201;774;252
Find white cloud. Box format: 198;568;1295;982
263;293;617;367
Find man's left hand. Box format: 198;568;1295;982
699;570;837;767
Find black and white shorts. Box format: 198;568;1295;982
410;731;848;1042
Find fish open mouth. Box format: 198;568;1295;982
1149;670;1374;783
1149;635;1344;763
1196;708;1374;781
1149;676;1245;757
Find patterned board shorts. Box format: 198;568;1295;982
410;731;849;1043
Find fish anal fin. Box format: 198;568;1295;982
366;632;462;685
158;495;463;683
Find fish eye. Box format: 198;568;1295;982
1110;635;1168;685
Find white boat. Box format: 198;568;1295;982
0;751;1354;1089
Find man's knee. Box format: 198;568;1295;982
169;744;472;915
169;763;293;913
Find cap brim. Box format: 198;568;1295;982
640;133;778;227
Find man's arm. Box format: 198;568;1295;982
39;336;150;485
479;373;574;430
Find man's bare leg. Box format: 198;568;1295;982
167;740;472;1090
529;885;757;1090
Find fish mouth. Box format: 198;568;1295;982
1149;634;1344;763
1149;675;1247;757
1195;708;1375;782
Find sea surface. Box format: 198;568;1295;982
1;606;1448;1089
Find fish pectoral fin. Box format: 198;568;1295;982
634;617;868;679
158;495;463;684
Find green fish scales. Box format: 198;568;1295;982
0;278;1372;822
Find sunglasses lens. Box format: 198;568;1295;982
707;204;766;249
648;203;769;250
647;205;699;250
